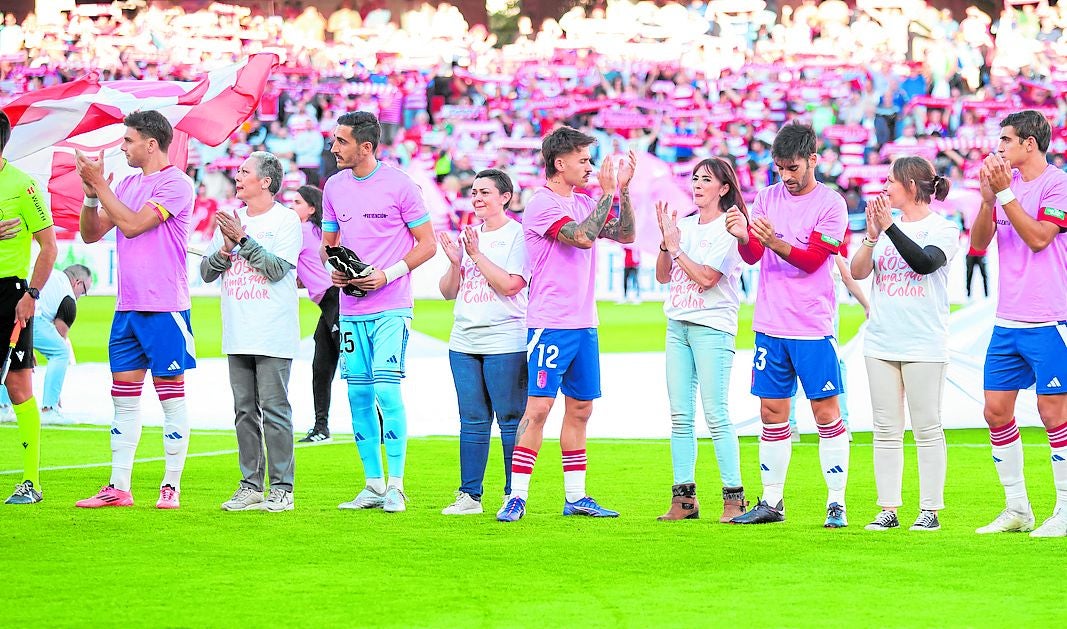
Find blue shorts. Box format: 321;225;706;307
526;328;601;400
109;311;196;376
751;332;841;400
340;314;410;385
984;324;1067;394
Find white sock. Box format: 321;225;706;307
510;446;538;501
387;476;404;492
562;449;587;502
109;381;143;492
759;424;792;507
1048;423;1067;511
366;478;386;494
818;418;850;507
990;419;1029;513
157;381;188;491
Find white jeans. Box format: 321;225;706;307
864;357;948;511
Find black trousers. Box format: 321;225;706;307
965;255;988;298
312;287;340;426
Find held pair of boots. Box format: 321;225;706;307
657;484;748;522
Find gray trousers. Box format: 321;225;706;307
228;355;295;491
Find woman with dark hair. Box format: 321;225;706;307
291;184;340;443
438;169;528;516
655;157;748;522
851;155;959;532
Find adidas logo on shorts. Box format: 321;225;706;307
1048;377;1062;389
822;381;836;392
167;361;181;371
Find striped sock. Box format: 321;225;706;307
990;418;1028;513
110;380;143;492
562;449;587;502
510;446;539;501
759;424;792;507
155;381;188;491
1047;422;1067;511
818;418;849;507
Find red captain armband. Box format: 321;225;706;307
1038;207;1067;230
546;216;573;240
809;230;843;254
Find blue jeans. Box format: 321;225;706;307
448;350;527;498
0;315;69;408
665;320;742;487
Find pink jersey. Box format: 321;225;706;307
113;166;194;312
750;182;847;337
321;162;429;316
523;187;599;329
994;165;1067;322
297;221;332;304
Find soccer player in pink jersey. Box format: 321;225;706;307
724;122;850;527
497;126;637;522
323;112;437;514
971;110;1067;537
74;111;196;510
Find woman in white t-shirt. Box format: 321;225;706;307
655;157;747;523
851;155;960;533
437;169;529;516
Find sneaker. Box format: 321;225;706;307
976;507;1035;534
729;498;785;524
298;426;331;443
824;502;848;528
156;484;180;509
864;510;900;531
40;408;73;426
1030;508;1067;538
562;496;619;517
910;510;940;531
497;496;526;522
76;485;133;508
338;486;385;510
0;404;14;423
265;488;294;512
220;486;266;511
383;487;407;513
5;480;42;504
442;491;483;515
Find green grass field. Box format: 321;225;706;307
0;426;1059;627
63;296;869;362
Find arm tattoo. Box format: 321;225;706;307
600;189;635;242
558;193;614;245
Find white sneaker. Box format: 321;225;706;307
0;405;14;423
976;507;1035;534
265;488;294;512
338;486;385;510
384;486;407;513
1030;508;1067;538
442;491;483;515
221;486;266;511
41;408;73;426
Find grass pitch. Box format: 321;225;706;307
0;426;1059;627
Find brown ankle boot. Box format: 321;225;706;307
720;486;748;523
657;483;699;520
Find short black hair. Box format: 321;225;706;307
771;122;817;161
0;110;10;155
124;110;173;151
542;126;596;178
336;111;381;150
473;168;514;209
297;184;323;230
1000;110;1051;152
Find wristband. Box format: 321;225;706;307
670;250;682;261
995;188;1016;206
83;196;100;208
862;237;877;248
383;260;410;284
659;244;668;252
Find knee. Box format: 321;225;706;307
983;405;1012;427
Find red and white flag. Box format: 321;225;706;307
2;53;278;238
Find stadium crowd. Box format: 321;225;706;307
0;1;1065;538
